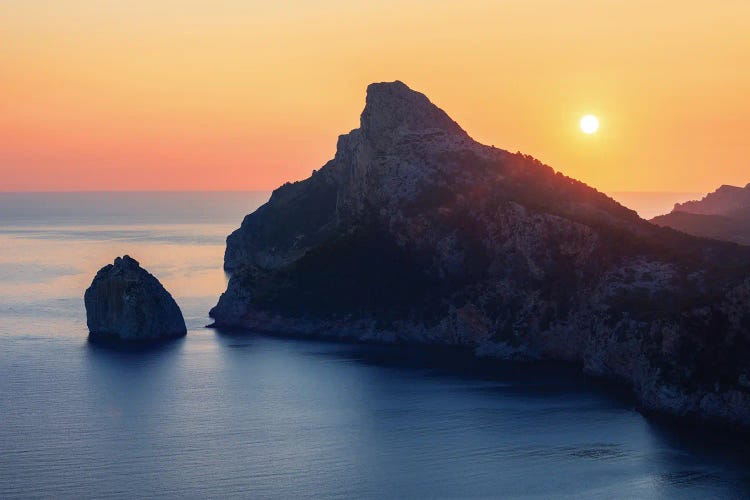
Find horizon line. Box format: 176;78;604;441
0;189;273;194
0;189;708;195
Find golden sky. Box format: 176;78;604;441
1;1;749;192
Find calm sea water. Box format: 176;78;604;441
1;192;747;499
608;192;704;220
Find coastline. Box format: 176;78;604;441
208;310;750;433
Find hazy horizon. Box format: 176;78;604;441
0;189;706;220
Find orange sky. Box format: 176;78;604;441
1;1;749;192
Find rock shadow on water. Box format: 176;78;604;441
86;332;186;353
210;325;750;473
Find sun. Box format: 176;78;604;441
580;114;599;134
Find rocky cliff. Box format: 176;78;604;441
212;81;750;428
673;183;750;216
652;183;750;245
86;255;187;343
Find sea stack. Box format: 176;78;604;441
85;255;187;343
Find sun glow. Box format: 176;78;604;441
2;2;750;192
580;115;600;134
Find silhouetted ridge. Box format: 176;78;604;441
673;183;750;215
213;82;750;430
653;181;750;245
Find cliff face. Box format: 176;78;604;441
212;81;750;428
652;184;750;245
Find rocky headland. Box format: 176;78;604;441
652;183;750;245
85;255;187;343
211;81;750;428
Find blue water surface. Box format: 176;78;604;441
1;192;748;499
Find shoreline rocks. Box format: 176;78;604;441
85;255;186;343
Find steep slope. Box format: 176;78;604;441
652;184;750;245
212;81;750;428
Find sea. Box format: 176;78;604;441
1;191;748;499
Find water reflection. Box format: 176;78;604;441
211;331;750;498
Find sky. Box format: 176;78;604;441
1;1;749;193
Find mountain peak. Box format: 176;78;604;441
359;81;468;148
